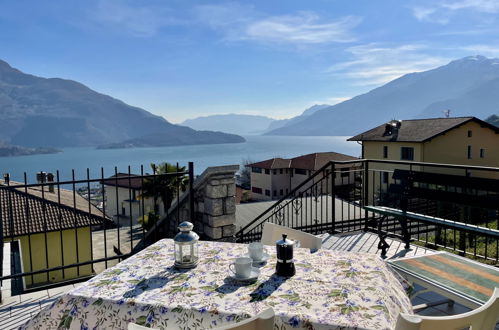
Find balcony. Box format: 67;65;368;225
1;160;498;329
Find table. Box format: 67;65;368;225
22;239;412;330
388;251;499;309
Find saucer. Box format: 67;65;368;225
244;252;270;265
229;267;260;282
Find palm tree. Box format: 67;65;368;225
140;162;189;216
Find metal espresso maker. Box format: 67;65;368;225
275;234;296;277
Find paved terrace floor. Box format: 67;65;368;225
1;231;497;329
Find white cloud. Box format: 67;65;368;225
92;0;182;37
328;44;450;86
442;0;499;13
411;0;499;24
244;14;361;44
194;4;361;45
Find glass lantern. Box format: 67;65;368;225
173;221;199;269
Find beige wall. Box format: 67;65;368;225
250;170;272;201
15;227;93;288
104;186;157;223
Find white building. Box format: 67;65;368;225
247;152;359;201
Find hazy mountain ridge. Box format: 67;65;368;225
264;104;331;132
265;55;499;136
0;59;244;148
181;114;275;135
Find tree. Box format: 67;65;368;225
238;158;253;190
140;162;189;215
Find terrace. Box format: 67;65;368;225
1;159;499;329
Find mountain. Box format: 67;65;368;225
486;114;499;127
0;141;60;157
265;55;499;136
181;114;275;135
264;104;331;132
0;60;244;148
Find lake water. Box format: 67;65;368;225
0;136;360;182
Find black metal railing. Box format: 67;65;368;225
236;159;499;264
0;162;193;295
236;160;365;243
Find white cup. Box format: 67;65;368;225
248;242;264;261
229;257;252;278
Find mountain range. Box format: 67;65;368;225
0;60;244;149
265;55;499;136
181;104;331;135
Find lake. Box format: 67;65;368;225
0;136;360;182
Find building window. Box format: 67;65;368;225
265;189;270;196
383;146;388;158
280;189;283;196
400;147;414;161
468;130;472;137
340;168;349;177
265;169;270;174
480;148;485;158
280;169;283;174
286;188;289;194
273;190;277;196
251;167;262;173
467;145;472;159
252;187;262;194
382;172;389;184
273;169;277;175
295;169;307;175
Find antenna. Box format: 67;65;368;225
442;109;451;118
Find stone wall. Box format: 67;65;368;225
150;165;239;242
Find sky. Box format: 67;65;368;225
1;0;499;123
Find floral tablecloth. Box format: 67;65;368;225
22;239;412;330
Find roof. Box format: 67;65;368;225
0;180;107;238
291;152;358;170
347;117;499;142
247;152;358;171
100;173;143;189
247;158;291;169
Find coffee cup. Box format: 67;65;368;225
248;242;264;261
229;257;252;278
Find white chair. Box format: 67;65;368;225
394;288;499;330
213;308;275;330
128;323;157;330
260;222;322;251
127;308;275;330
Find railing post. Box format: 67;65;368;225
188;162;194;223
363;160;369;231
331;162;336;233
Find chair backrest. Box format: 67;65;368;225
394;288;499;330
213;308;275;330
128;323;158;330
260;222;322;251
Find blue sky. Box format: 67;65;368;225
1;0;499;123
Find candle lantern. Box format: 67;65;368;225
173;221;199;269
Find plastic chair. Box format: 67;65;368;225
127;308;275;330
260;222;322;251
394;288;499;330
213;308;275;330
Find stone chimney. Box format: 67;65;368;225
47;172;55;193
3;173;10;185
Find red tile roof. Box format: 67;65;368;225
247;152;358;171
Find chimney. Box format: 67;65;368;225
3;173;10;185
47;172;55;193
36;171;46;184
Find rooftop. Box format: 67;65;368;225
247;152;358;170
348;116;499;142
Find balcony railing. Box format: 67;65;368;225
0;163;193;296
236;159;499;265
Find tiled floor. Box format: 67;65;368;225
1;231;497;329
